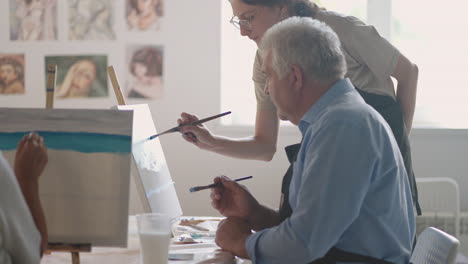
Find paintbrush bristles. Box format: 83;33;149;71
189;183;219;193
189;186;206;192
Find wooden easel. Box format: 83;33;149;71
107;66;126;105
44;64;92;264
47;243;92;264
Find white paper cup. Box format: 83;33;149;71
136;213;171;264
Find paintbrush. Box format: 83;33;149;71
189;176;253;192
147;111;231;140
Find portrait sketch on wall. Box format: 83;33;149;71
126;0;164;31
68;0;116;40
0;54;25;95
45;55;108;99
126;45;164;99
9;0;58;41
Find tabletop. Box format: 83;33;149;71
41;216;251;264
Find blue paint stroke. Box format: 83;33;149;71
0;131;131;154
146;181;175;198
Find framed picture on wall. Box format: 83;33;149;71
44;55;108;99
126;0;164;31
125;45;163;100
0;54;25;95
9;0;58;41
68;0;116;40
1;0;167;106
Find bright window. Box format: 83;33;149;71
220;1;258;126
221;0;468;128
392;0;468;128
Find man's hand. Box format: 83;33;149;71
210;176;261;221
215;217;251;259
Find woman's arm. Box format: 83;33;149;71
392;53;419;135
178;108;279;161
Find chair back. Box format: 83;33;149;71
410;227;459;264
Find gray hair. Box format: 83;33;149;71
260;16;346;82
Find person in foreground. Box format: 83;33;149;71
211;17;415;264
0;133;48;263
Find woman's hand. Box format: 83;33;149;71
177;112;218;150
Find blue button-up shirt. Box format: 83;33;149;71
246;78;415;264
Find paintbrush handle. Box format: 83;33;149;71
207;175;252;188
181;111;231;128
190;176;253;192
147;111;232;141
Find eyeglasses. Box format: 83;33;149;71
229;8;262;30
230;15;253;30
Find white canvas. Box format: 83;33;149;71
117;104;182;222
0;108;133;247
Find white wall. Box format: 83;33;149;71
1;0;467;217
410;129;468;211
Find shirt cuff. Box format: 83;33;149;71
246;230;266;263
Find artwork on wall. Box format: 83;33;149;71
9;0;58;41
0;54;25;95
126;0;164;31
1;0;166;104
44;55;108;99
0;108;133;246
68;0;116;40
126;45;163;99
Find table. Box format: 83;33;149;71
41;216;251;264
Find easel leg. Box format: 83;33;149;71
71;252;80;264
48;243;90;264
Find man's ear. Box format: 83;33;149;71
289;64;303;93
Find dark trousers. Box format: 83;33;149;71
356;88;421;215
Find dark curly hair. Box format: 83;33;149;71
238;0;321;18
129;47;163;77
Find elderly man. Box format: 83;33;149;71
210;17;415;263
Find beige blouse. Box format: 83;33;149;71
253;10;401;110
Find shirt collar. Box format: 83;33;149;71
298;78;354;135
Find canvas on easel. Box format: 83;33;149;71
117;104;182;222
0;108;133;247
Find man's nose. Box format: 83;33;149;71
240;25;250;36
